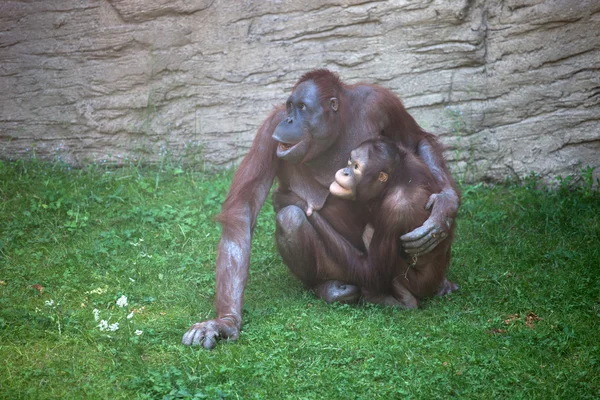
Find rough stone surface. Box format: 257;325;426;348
0;0;598;184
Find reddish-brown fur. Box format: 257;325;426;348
310;138;457;304
358;139;456;300
182;69;461;348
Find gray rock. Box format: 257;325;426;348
0;0;598;184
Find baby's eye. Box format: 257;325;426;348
354;164;359;170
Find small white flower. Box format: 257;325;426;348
129;277;135;282
116;295;128;308
127;311;134;320
93;308;100;322
98;320;109;331
108;322;119;332
135;330;143;336
44;299;55;307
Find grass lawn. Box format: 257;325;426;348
0;159;598;399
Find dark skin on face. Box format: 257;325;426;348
323;138;458;307
182;69;460;349
330;145;389;203
272;80;339;165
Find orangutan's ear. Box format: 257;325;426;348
330;97;339;112
378;172;388;183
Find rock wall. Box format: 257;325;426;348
1;0;599;184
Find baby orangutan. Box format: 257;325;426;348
326;137;459;308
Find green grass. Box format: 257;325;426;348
0;159;598;399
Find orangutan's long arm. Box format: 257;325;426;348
401;138;460;255
182;110;281;349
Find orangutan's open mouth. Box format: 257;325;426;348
275;139;309;163
278;142;294;152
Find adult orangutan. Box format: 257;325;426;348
182;69;460;348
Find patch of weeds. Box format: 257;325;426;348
126;366;229;399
